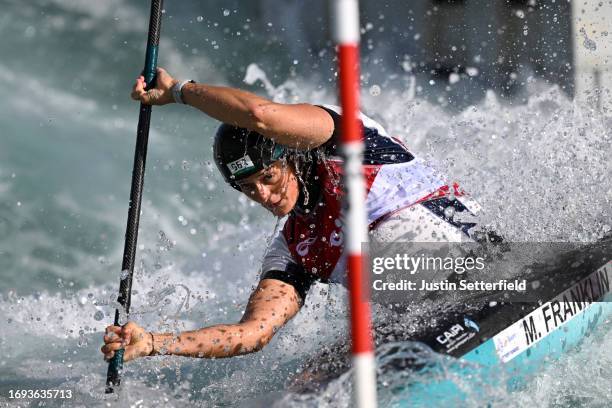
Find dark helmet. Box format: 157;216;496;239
213;123;286;190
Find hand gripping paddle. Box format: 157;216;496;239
105;0;164;394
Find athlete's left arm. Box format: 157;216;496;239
150;278;302;358
101;279;302;361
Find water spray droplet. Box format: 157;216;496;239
443;206;456;219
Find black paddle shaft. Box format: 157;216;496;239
105;0;164;393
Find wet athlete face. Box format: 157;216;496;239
236;161;299;217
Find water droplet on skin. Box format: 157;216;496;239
580;28;597;51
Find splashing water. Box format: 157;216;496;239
2;76;611;408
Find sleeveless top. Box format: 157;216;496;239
261;105;479;298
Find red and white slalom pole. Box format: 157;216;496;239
331;0;377;406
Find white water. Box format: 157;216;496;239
2;71;611;406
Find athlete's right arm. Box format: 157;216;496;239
130;68;334;149
101;278;301;361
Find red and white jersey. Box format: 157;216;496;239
262;105;480;286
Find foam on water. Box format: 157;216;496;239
358;80;611;242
